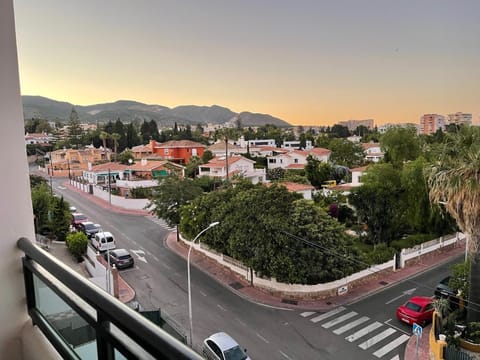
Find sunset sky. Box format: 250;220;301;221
13;0;480;126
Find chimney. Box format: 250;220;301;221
141;158;147;166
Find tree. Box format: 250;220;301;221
380;126;420;167
118;149;134;165
67;107;82;147
304;156;333;187
201;150;214;164
329;124;350;138
427;126;480;323
126;122;141;148
66;232;88;261
110;133;121;161
185;156;202;178
50;196;71;241
328;138;365;168
148;175;203;239
99;131;110;161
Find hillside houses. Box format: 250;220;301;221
199;155;266;184
267;148;331;170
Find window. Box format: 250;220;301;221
164;149;169;155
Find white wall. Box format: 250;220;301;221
0;1;36;357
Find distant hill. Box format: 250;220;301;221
22;96;291;127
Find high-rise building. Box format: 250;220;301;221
419;114;445;135
447;112;472;126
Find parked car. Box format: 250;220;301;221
69;206;77;213
396;296;435;326
77;221;102;238
104;249;134;269
203;332;250;360
434;276;455;298
91;231;116;252
71;213;88;230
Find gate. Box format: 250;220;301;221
444;346;474;360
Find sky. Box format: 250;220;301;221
13;0;480;126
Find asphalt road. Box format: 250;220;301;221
50;177;463;359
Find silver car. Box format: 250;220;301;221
203;332;250;360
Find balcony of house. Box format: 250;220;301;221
16;237;202;360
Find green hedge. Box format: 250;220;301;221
390;233;436;250
66;232;88;262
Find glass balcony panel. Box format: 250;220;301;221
33;274;98;360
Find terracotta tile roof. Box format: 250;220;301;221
202;155;254;168
285;164;306;169
156;140;206;148
362;143;381;150
308;147;331;156
350;166;369;172
267;181;314;192
291;150;310;157
129;160;168;171
207;142;242;151
89;162;129;172
131;144;152;152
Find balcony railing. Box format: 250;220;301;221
17;237;202;360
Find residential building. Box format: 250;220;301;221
267;148;331;170
131;143;153;159
207;141;247;157
82;162;129;185
199;155;266;184
447;112;472;126
419;114;446;135
25;132;54;145
270;182;315;200
149;139;206;164
338;119;374;131
362;143;383;163
245;138;276;148
282;140;313;150
48;146;111;177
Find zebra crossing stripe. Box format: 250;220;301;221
333;316;370;335
310;306;346;323
345;321;383;342
373;334;409;358
389;355;400;360
359;328;396;350
300;311;316;318
322;311;358;329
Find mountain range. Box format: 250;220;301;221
22;96;291;128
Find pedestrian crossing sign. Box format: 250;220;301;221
413;323;422;337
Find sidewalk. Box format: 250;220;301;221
166;232;466;360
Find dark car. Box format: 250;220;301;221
71;213;88;230
104;249;134;269
77;221;101;238
434;276;455;299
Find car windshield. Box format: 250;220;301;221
118;255;131;260
84;223;96;230
440;277;451;286
405;302;422;312
224;345;247;360
74;214;87;221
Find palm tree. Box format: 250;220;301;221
427;126;480;323
99;131;110;161
110;133;121;162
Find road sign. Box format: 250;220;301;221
413;323;422;337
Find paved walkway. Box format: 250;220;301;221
58;177;467;359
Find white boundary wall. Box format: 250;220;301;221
84;245;114;295
182;232;464;297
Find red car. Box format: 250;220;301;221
396;296;435;326
71;213;88;230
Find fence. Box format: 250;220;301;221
444;346;475;360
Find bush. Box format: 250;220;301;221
130;187;153;199
66;232;88;262
360;243;396;265
390;233;436;250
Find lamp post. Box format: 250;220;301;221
187;221;220;345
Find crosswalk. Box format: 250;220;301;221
300;307;409;359
147;216;176;231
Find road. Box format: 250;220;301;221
51;177;463;359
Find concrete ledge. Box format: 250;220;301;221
21;321;61;360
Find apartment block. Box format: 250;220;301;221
419;114;446;135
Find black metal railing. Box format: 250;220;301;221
18;237;202;360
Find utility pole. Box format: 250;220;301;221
108;168;111;206
225;136;229;180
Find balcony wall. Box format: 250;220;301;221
1;1;36;357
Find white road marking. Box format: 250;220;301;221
345;322;383;342
358;328;396;350
389;355;400;360
310;306;346;323
131;249;147;263
256;333;270;344
151;255;159;262
236;319;247;326
279;350;293;360
333;316;370;335
385;288;417;305
217;304;227;312
322;311;358;329
199;291;207;297
300;311;316;318
384;319;411;335
373;334;409;358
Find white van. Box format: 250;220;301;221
91;231;116;252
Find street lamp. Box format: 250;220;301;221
187;221;220;345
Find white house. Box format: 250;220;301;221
199;155;266;184
207;141;247;157
272;182;315;200
267;148;331;170
362;143;383;162
25;132;54;145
